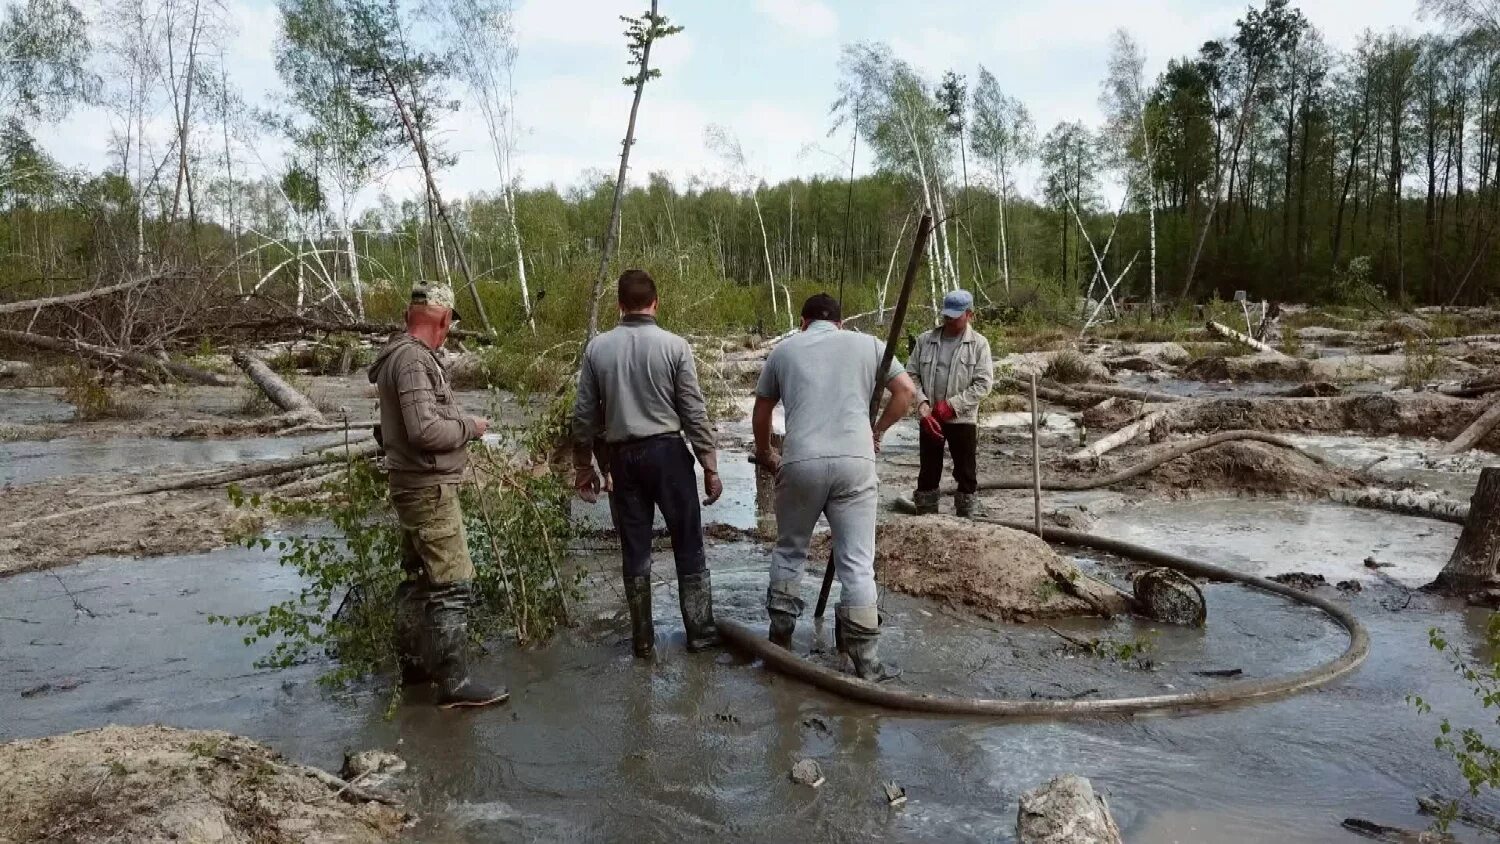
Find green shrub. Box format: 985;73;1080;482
1043;349;1094;384
1411;615;1500;832
59;365;143;420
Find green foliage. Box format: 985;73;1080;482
211;422;576;687
1043;349;1094;384
619;8;682;87
1401;338;1445;387
0;0;95;122
1054;629;1157;668
1410;615;1500;832
58;364;140;420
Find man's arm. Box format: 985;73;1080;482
904;335;930;410
671;341;718;474
874;372;918;447
752;396;779;471
946;334;995;417
570;350;600;469
397;362;476;451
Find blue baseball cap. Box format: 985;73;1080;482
941;289;974;318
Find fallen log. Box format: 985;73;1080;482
1436;392;1500;456
1051;380;1182;404
1369;333;1500;355
0;273;164;315
95;440;379;496
0;328;232;386
1067;410;1167;463
1207;320;1286;357
1341;818;1453;843
231;350;323;422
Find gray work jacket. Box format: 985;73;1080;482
906;325;994;424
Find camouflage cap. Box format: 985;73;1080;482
411;284;461;322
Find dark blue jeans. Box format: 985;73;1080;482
608;434;706;579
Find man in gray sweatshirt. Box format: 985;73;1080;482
572;269;723;658
369;284;507;709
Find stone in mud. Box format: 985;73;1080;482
1017;774;1123;844
817;517;1133;623
789;759;824;787
1269;572;1327;590
1336;580;1363;593
342;749;408;787
1132;568;1206;626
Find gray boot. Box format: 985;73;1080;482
678;570;722;652
913;489;941;515
395;580;431;686
624;575;656;658
766;582;804;649
427;582;510;709
955;492;985;519
837;606;900;682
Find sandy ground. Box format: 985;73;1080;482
0;725;404;844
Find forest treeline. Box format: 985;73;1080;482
3;0;1500;340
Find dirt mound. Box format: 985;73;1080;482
1164;393;1482;443
1143;440;1356;496
1182;354;1313;382
0;725;404;844
816;516;1132;623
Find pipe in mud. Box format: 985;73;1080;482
720;522;1369;718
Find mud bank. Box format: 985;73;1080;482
0;725;404;843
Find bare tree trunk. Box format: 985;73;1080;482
503;185;535;334
0;329;231;385
751;188;783;328
585;0;660;342
232;350;324;421
342;202;365;321
1428;467;1500;595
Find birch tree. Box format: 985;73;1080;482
0;0;94;122
971;65;1033;294
1101;29;1160;311
705;124;790;328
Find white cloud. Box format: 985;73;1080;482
755;0;838;40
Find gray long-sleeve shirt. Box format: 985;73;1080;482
572;314;717;468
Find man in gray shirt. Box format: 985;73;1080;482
753;293;918;681
573;269;723;659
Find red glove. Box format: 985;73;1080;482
934;400;957;422
921;413;945;440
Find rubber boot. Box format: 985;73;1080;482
955;492;985;519
427;582;510;709
395;580;432;687
624;575;656;658
913;489;941;516
766;582;804;649
837;606;900;683
678;571;722;652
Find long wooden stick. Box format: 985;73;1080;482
812;213;933;621
1207;320;1286;357
1030;373;1042;539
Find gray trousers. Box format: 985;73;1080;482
767;456;880;615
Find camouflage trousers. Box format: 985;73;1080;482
390;483;474;585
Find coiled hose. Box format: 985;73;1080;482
719;521;1370;718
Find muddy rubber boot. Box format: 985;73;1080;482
837;606;901;683
954;492;985;519
624;575;656;658
678;571;722;652
766;582;804;649
428;582;510;709
913;489;941;516
395;580;432;687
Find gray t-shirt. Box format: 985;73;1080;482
755;321;905;465
931;334;961;402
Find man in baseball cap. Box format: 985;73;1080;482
906;289;994;517
410;284;461;323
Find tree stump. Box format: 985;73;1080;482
1429;467;1500;595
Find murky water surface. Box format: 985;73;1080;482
3;494;1495;842
0;432;345;486
1287;432;1500;500
0;387;74;424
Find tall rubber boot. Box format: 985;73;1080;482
624;575;656;658
678;571;722;652
427;581;510;709
837;606;900;683
395;580;431;686
955;492;985;519
766;582;803;649
913;490;941;515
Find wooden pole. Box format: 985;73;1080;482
812;212;934;621
1031;373;1043;540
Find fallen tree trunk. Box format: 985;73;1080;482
1049;380;1182;404
97;440;379;496
1368;333;1500;355
1437;393;1500;456
231;350;323;421
1067;410;1167;463
0;328;232;386
0;273;163;315
1327;487;1469;525
1207;320;1286;357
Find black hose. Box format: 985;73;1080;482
719;521;1369;718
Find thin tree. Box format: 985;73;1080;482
706;124;790;329
1101;29;1159;311
972;65;1033;294
584;2;681;342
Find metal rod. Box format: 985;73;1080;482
1030;372;1042;540
813;212;934;621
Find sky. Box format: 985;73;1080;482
36;0;1439;207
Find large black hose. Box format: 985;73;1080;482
719;521;1370;718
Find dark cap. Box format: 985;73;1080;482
800;293;842;323
411;284;461;322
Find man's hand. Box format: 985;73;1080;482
574;465;601;503
755;449;783;476
920;414;945;441
702;469;723;505
933;400;956;422
918;400;932;418
471;417;490;439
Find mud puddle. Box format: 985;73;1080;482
0;387;74;424
0;432;344;486
4;500;1496;842
1286;432;1500;499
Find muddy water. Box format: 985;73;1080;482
0;388;74;424
3;494;1496;842
1287;432;1500;500
0;432;345;486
